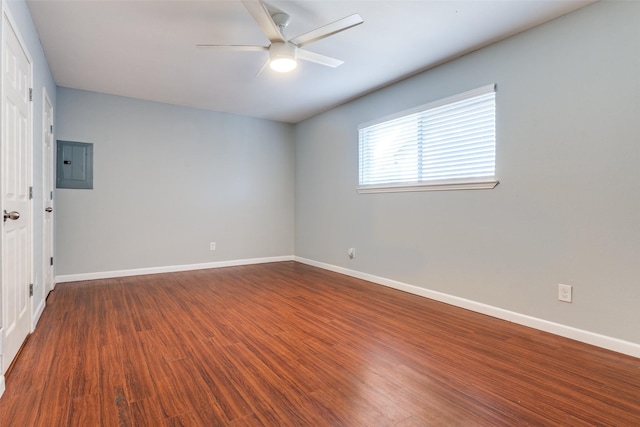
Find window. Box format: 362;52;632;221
358;84;498;193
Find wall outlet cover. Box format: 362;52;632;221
558;283;572;303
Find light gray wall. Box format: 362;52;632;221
295;1;640;344
55;88;294;275
2;0;57;323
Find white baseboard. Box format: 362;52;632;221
294;256;640;359
32;298;46;332
55;255;294;283
0;375;4;399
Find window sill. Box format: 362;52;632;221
356;179;499;194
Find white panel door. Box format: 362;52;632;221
43;93;54;295
2;15;32;375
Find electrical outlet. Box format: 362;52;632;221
210;242;216;251
558;283;572;302
348;248;355;259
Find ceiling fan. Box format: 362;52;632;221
197;1;363;74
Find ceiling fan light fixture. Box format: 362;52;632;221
269;41;297;73
270;57;297;72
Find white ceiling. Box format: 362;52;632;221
26;0;594;123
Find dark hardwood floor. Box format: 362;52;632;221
1;261;639;426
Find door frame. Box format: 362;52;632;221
1;6;34;383
42;88;54;297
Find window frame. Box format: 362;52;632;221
357;84;499;194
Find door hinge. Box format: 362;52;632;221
29;284;33;297
50;125;54;133
50;257;54;266
50;191;54;200
29;186;33;200
29;88;33;102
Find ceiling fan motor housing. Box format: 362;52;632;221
269;41;298;72
270;41;297;60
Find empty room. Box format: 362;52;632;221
0;0;639;425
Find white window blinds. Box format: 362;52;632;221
358;84;497;192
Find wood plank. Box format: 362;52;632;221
68;393;101;427
0;261;638;425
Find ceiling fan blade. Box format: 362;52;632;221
242;1;285;43
196;45;268;52
290;14;363;48
297;49;344;68
256;58;271;76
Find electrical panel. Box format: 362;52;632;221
56;140;93;189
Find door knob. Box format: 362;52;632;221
45;207;53;213
3;210;20;222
